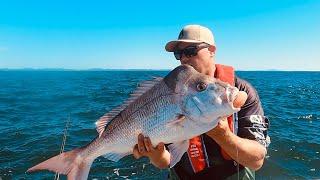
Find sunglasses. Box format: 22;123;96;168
174;43;210;60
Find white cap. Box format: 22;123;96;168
165;25;215;52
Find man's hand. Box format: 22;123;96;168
133;134;170;169
206;117;230;139
206;117;266;170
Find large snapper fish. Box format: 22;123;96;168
28;64;246;179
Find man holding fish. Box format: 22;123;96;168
133;25;270;179
27;25;270;180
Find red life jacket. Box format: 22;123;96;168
187;64;235;173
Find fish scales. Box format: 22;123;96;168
105;95;179;150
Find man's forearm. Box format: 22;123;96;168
207;130;266;170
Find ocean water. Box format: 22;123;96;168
0;70;319;179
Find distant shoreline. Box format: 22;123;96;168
0;68;319;72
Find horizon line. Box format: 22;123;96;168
0;68;319;72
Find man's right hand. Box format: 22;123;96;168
133;133;171;169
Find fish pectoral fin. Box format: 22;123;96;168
166;114;186;128
167;140;189;168
104;152;130;162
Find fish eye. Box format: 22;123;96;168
196;82;207;92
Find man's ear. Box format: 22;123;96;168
208;45;216;53
208;45;216;56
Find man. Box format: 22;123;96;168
133;25;270;179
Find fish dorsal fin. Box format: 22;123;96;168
132;77;163;95
95;106;124;137
95;77;163;137
127;77;163;101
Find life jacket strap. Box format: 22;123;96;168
187;136;207;173
187;64;236;172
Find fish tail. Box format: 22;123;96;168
27;147;95;180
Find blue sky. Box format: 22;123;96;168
0;0;319;70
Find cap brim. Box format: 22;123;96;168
165;39;203;52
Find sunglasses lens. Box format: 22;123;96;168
174;44;209;60
183;46;197;57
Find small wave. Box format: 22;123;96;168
297;114;318;120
